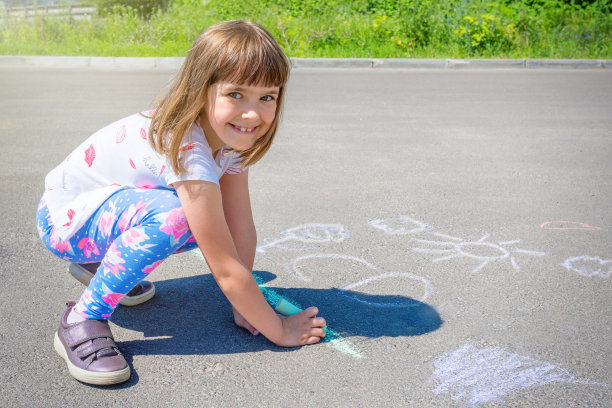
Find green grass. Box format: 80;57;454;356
1;0;611;58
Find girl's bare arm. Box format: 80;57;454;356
174;179;325;346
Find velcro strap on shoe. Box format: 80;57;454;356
76;338;117;359
63;319;114;348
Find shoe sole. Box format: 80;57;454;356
54;332;130;385
68;263;155;306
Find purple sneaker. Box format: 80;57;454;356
54;302;130;385
68;263;155;306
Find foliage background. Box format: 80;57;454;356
1;0;610;57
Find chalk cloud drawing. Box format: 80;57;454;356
286;253;433;308
430;344;607;405
412;233;546;273
338;272;433;307
256;223;349;253
540;221;600;231
285;253;377;282
561;256;611;278
368;216;433;235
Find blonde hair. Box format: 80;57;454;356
149;20;290;175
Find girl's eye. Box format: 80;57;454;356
228;92;242;99
261;95;275;102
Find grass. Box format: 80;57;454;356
1;0;611;58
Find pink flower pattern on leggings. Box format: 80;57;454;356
159;208;189;245
50;228;74;256
118;200;148;232
121;227;155;252
99;203;117;238
102;291;125;308
77;237;100;258
143;259;164;274
102;242;126;277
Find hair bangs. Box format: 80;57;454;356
214;30;289;88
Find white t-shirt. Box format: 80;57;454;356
43;111;246;241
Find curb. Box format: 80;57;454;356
0;56;610;69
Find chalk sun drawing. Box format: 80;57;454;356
287;253;433;308
412;233;546;273
430;344;607;405
561;256;611;278
368;216;433;235
256;223;349;253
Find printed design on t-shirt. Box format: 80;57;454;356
129;158;136;169
63;208;75;227
84;144;96;167
179;143;196;152
140;127;147;140
77;237;100;258
115;125;126;143
143;156;160;177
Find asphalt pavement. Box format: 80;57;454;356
1;65;610;407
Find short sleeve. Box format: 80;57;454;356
163;132;221;186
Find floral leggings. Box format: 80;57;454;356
37;188;198;320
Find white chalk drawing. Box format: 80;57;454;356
368;216;433;235
561;256;611;278
256;223;349;253
430;344;607;405
338;272;433;307
286;253;433;308
285;253;377;282
540;221;600;231
412;233;546;273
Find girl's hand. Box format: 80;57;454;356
275;307;327;347
233;307;260;335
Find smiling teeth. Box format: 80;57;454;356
238;127;253;132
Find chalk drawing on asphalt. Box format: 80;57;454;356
430;344;608;405
285;253;378;282
190;250;363;359
561;256;611;278
256;223;349;253
368;216;433;235
540;221;600;231
412;233;546;273
286;253;433;307
338;272;433;307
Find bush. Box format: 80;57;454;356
94;0;169;18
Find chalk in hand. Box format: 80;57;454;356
275;299;303;316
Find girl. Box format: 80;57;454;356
36;20;327;386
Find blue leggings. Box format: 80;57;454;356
37;188;198;320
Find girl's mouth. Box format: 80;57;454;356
230;124;257;133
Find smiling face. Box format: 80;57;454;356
200;81;280;155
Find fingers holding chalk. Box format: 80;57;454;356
275;299;303;316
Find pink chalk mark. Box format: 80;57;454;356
540;221;600;231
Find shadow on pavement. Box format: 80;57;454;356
111;270;442;358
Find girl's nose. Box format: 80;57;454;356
242;109;259;120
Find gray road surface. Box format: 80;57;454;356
1;66;611;407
